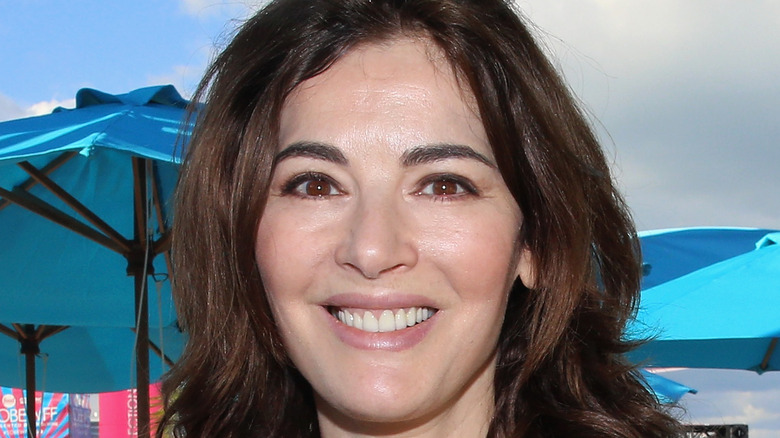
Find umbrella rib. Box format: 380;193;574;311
150;164;173;256
17;161;133;253
153;232;172;254
0;185;129;255
131;328;176;368
37;324;70;341
11;323;28;339
0;151;78;213
150;337;176;368
0;323;18;340
760;338;778;372
2;324;70;342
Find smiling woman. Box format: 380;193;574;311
255;40;531;436
158;0;681;437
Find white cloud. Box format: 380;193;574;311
0;93;26;122
26;98;76;116
661;369;780;436
518;0;780;231
0;94;75;122
687;391;780;438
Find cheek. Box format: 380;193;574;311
254;205;341;315
254;222;308;347
417;209;522;298
254;214;306;302
257;203;323;270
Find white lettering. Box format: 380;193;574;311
0;407;27;424
127;390;138;437
42;406;57;422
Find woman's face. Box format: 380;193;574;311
255;38;533;435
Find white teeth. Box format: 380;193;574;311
406;308;416;326
338;310;354;327
362;311;379;332
378;310;396;332
332;307;435;333
394;309;406;330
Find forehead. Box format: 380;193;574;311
278;37;488;155
290;36;467;100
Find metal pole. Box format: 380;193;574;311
131;157;151;438
20;325;38;438
134;273;151;438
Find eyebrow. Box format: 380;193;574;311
274;141;495;168
400;144;496;168
274;141;348;166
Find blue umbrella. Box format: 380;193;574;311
628;227;780;373
0;85;191;438
0;325;184;393
640;369;696;404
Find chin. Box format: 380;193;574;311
316;392;440;434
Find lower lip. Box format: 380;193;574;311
322;307;436;351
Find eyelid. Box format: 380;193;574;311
280;171;344;197
415;173;480;197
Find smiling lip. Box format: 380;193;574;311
321;294;439;351
330;307;436;332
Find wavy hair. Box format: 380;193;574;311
158;0;681;436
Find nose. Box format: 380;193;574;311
335;195;418;279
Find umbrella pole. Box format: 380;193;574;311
134;273;151;438
20;325;38;438
132;157;151;438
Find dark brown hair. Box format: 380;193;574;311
159;0;681;436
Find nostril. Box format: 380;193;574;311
334;204;418;278
341;261;406;280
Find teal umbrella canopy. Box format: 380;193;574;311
628;227;780;373
640;369;696;404
0;325;184;394
0;85;193;438
0;85;188;328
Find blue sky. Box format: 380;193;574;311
2;1;779;436
0;0;244;110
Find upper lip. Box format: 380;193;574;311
321;292;440;311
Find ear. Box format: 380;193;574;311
515;247;536;289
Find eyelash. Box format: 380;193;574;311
280;172;343;198
278;172;479;200
415;174;479;200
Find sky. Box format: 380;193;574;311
1;0;779;436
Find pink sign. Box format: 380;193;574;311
98;385;161;438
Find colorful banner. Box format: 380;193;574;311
0;388;90;438
67;395;90;438
99;384;161;438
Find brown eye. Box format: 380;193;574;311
431;180;460;196
282;172;341;198
418;175;476;199
304;179;333;197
